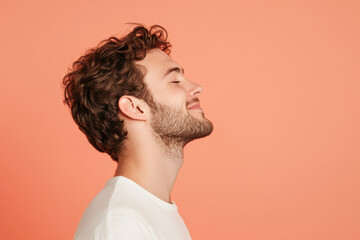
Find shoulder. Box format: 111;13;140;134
108;215;156;240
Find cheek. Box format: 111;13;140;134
156;87;187;106
170;87;187;101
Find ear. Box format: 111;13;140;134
118;96;148;121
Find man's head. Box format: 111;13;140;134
63;24;213;163
122;49;213;151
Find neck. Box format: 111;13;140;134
114;139;184;204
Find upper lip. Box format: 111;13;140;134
187;102;200;109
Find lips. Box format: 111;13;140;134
187;102;201;109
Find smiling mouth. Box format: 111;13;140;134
187;102;201;109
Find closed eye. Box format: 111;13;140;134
171;81;180;83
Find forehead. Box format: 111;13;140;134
135;48;180;81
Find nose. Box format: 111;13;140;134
189;82;203;97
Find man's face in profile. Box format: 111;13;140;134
136;48;214;146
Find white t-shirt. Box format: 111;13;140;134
74;176;192;240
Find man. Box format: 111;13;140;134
63;24;214;240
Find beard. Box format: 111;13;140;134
148;99;214;149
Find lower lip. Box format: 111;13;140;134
188;107;202;110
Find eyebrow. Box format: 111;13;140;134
163;67;185;78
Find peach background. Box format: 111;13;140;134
1;0;359;239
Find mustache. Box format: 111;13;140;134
187;98;200;107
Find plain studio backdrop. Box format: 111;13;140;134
0;0;359;239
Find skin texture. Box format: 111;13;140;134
114;48;214;204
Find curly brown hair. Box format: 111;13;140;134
62;24;172;162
